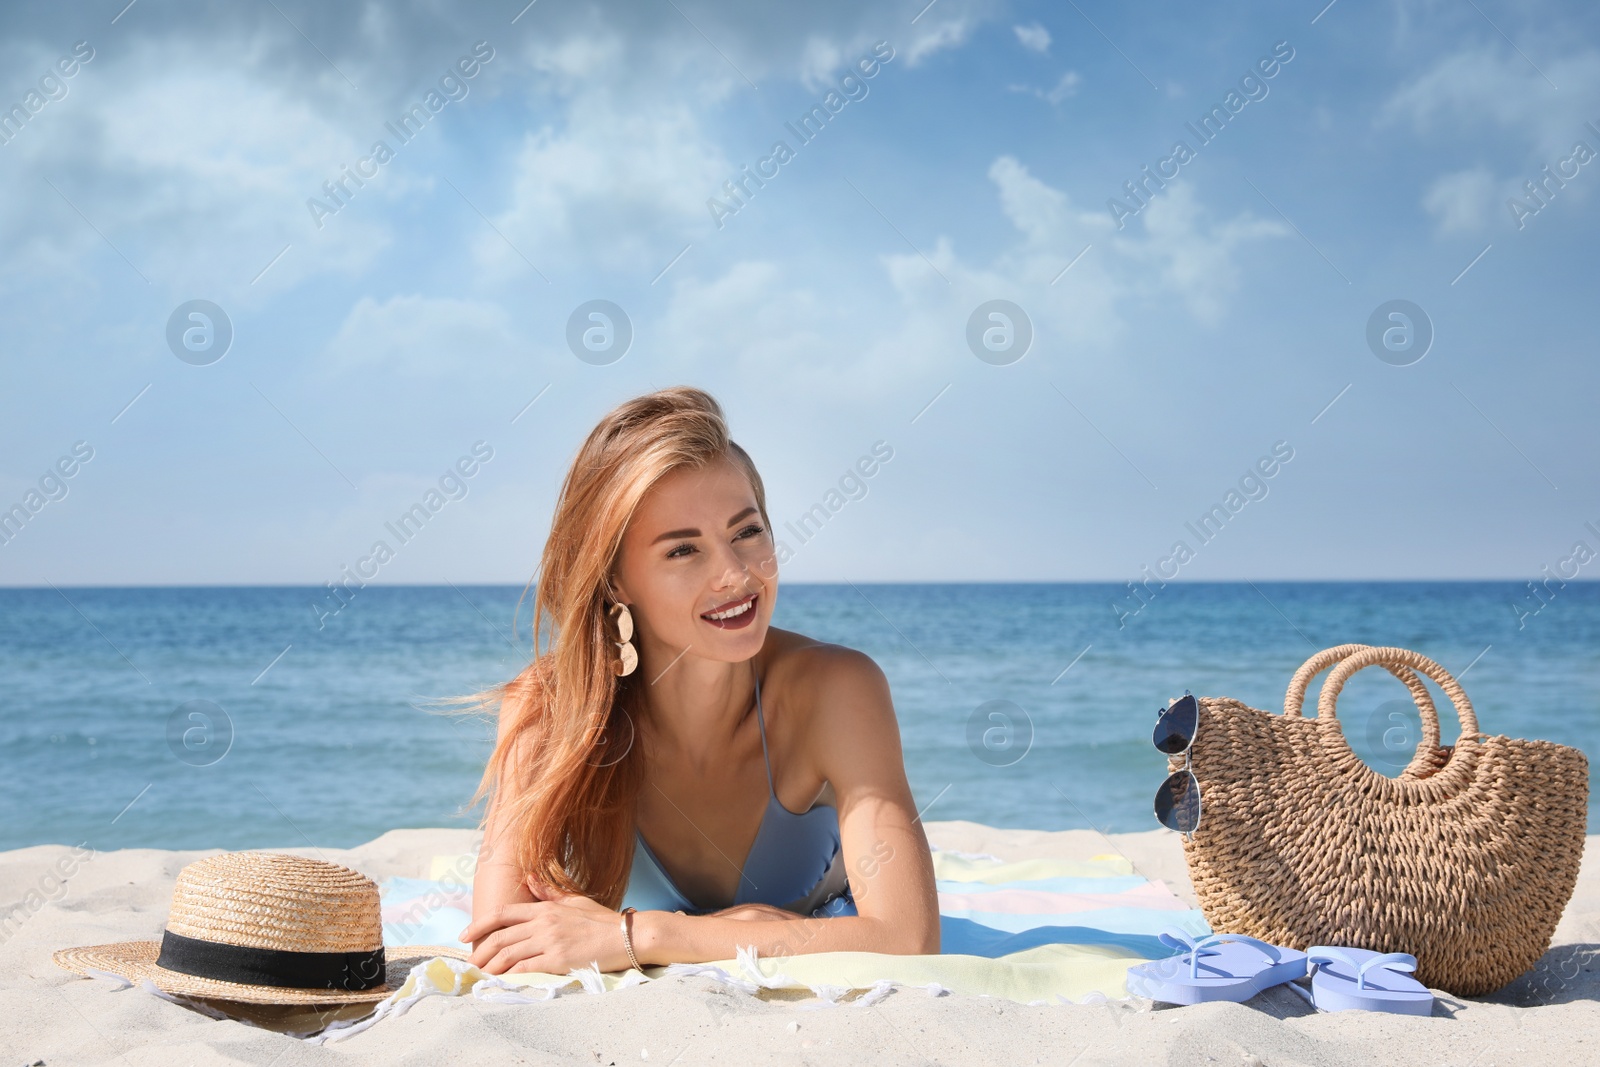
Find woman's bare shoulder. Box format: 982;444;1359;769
762;629;904;795
762;628;892;719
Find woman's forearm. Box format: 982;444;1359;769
632;909;937;966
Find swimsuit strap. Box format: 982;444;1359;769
752;670;777;797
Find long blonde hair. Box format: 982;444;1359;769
454;386;772;907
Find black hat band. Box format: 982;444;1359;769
155;928;388;991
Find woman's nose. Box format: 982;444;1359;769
710;545;754;587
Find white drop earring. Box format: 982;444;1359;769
609;602;638;677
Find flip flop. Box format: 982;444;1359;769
1305;946;1434;1016
1126;929;1308;1005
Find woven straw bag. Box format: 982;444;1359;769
1178;643;1588;996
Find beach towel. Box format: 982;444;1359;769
303;837;1207;1043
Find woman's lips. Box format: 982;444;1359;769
700;593;758;630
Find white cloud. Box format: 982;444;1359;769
1379;46;1600;149
981;156;1287;325
1050;71;1083;101
1381;49;1600;238
795;37;851;92
1009;70;1081;105
493;0;985;91
516;29;630;92
903;16;980;66
1422;167;1497;233
655;261;835;383
655;154;1291;412
986;155;1096;248
318;294;518;377
1014;23;1051;55
0;0;998;297
0;35;400;298
460;2;991;279
476;97;732;277
1119;183;1289;324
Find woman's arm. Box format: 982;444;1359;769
633;646;939;964
464;708;535;947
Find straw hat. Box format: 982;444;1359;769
53;851;469;1005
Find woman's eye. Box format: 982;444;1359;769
666;526;763;558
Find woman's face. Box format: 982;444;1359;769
612;456;778;669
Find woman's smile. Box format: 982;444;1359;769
700;592;758;629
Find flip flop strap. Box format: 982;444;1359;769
1307;947;1418;990
1161;929;1282;978
1354;953;1417;989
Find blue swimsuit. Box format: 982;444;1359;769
619;673;856;917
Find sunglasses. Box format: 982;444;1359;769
1152;691;1200;837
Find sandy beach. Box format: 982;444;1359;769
7;820;1597;1065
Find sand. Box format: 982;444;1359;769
5;820;1597;1066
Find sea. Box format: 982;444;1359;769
2;582;1596;854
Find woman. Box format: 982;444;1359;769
455;387;939;975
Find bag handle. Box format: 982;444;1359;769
1284;643;1443;779
1318;646;1483;747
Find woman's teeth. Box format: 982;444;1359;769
703;597;753;620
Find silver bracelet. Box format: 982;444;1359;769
619;906;643;971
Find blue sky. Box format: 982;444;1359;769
1;0;1597;585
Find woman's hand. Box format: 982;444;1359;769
457;877;629;975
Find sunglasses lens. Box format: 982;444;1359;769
1152;694;1198;754
1154;769;1201;834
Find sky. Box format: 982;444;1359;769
1;0;1597;585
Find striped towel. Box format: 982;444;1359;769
373;838;1204;1007
931;849;1205;969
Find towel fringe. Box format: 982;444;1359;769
660;960;761;995
83;968;133;991
855;980;897;1007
